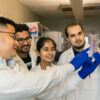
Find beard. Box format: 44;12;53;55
21;45;31;53
73;41;85;50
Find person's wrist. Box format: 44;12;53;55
70;61;79;70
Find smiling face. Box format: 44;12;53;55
39;40;56;65
37;38;56;69
67;25;85;51
15;31;31;53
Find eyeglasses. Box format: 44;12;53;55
16;37;32;44
0;31;15;34
0;31;16;39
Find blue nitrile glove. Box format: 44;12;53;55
93;52;100;66
70;48;90;70
78;60;98;79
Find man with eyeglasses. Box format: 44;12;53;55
0;17;17;60
0;17;28;72
15;24;32;70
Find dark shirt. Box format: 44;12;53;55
22;53;32;70
55;51;63;62
73;48;80;56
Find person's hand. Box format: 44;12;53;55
70;48;90;70
78;60;98;79
93;52;100;66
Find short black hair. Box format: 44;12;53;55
16;24;29;33
0;17;16;31
65;23;84;38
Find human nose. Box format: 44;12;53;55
76;35;80;40
48;49;54;55
23;39;29;45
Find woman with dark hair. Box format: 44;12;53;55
36;37;56;68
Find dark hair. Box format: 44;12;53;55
36;37;56;65
16;24;29;33
37;37;56;52
64;23;84;38
0;17;17;31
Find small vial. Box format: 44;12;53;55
88;34;98;56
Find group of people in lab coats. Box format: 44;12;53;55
0;16;100;100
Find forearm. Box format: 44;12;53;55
44;63;75;89
0;63;74;93
36;72;82;100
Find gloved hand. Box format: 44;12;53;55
93;52;100;66
70;48;90;70
78;60;98;79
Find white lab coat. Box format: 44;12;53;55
13;54;28;72
33;64;83;100
0;56;75;100
58;39;100;100
11;54;36;100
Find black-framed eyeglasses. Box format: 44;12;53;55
0;31;16;39
0;31;15;34
16;37;32;44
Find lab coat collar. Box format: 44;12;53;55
37;63;54;70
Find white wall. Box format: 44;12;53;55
0;0;40;23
